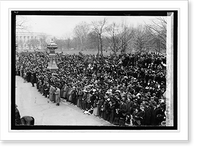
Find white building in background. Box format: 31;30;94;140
16;32;51;52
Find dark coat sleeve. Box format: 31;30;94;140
15;108;21;125
144;107;152;125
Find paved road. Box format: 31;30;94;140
15;76;111;126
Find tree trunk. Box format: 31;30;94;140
96;35;100;58
113;37;117;56
100;36;103;57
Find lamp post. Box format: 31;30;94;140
47;40;58;70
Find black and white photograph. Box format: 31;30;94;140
0;0;191;143
12;11;177;130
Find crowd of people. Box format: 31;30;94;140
16;50;167;127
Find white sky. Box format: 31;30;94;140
17;15;164;38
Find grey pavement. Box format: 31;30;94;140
15;76;112;126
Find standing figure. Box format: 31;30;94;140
55;86;61;106
62;84;68;100
118;101;127;126
71;88;77;105
134;106;145;126
60;84;66;98
49;85;55;103
23;71;27;83
81;91;87;110
93;103;98;115
77;88;83;108
43;82;49;98
31;73;35;87
27;71;31;82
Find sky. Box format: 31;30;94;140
17;15;163;39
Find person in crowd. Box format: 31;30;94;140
15;105;35;126
31;72;35;87
43;82;49;98
82;90;87;111
49;85;55;103
55;86;61;106
71;87;77;105
134;105;145;126
23;71;27;83
118;99;127;126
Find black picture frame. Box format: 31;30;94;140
11;10;178;130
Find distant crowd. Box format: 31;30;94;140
16;51;167;126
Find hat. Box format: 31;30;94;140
159;99;165;103
161;121;166;126
115;90;121;93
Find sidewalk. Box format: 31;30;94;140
15;76;112;126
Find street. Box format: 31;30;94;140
15;76;111;126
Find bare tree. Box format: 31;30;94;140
73;22;90;51
91;18;107;57
105;21;135;55
145;17;167;52
106;22;120;55
119;23;135;54
132;25;150;52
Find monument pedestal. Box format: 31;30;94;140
47;53;58;70
47;40;58;70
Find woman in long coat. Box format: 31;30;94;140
60;84;66;98
65;85;72;101
77;88;83;108
49;85;55;102
92;99;98;116
98;97;104;117
81;91;87;110
63;84;69;100
109;101;116;124
71;88;77;105
68;88;73;103
54;87;61;106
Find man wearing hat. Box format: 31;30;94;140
71;86;77;105
118;99;127;126
49;84;55;103
81;90;88;110
134;105;145;126
43;82;49;98
143;102;152;125
150;99;166;126
156;100;166;125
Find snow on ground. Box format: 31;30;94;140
15;76;112;126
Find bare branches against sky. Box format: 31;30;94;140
16;15;165;39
